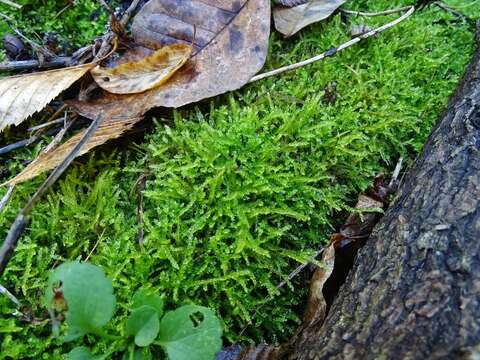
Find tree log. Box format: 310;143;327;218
288;25;480;360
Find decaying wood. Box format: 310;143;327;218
284;23;480;359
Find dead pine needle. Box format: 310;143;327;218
249;6;415;83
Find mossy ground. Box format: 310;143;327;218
0;0;478;358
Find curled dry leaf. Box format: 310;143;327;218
0;64;94;133
303;244;335;325
91;44;192;94
70;0;270;120
3;117;142;186
274;0;346;37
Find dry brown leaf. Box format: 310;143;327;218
3;117;142;186
70;0;270;120
274;0;346;37
90;44;192;94
303;244;335;325
0;64;95;133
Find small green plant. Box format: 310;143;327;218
45;262;222;360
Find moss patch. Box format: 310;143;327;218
0;0;478;358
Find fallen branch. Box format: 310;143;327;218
249;6;415;83
120;0;143;27
0;115;104;276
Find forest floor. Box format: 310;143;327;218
0;0;478;358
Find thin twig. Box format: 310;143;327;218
0;116;104;276
0;12;13;21
239;247;325;336
340;6;411;17
28;118;65;133
0;0;21;9
9;26;57;59
42;113;77;153
249;6;415;83
0;283;21;306
389;157;403;188
85;228;106;262
0;185;15;213
120;0;143;27
0;127;61;156
136;175;147;246
434;1;474;24
0;57;71;72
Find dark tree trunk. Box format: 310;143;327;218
288;27;480;360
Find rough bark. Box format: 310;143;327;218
288;27;480;360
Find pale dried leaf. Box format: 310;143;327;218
4;117;142;186
303;244;335;325
70;0;270;119
274;0;346;37
0;64;94;133
91;44;192;94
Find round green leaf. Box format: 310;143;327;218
132;289;164;317
45;262;116;340
157;305;222;360
66;347;95;360
126;305;160;347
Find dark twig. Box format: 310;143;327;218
136;175;146;246
120;0;143;27
0;116;104;276
0;57;71;72
434;1;475;24
0;127;61;156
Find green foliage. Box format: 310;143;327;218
126;306;160;347
45;262;116;341
157;305;222;360
0;0;478;358
46;262;222;359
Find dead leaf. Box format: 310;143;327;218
0;64;95;133
303;244;335;325
70;0;270;120
3;117;142;186
91;44;192;94
273;0;346;37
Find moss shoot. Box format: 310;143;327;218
0;0;478;358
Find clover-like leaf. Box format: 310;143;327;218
126;305;160;347
157;305;222;360
45;262;116;341
132;289;164;317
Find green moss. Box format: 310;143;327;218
0;0;478;358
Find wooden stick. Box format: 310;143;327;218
249;6;415;83
0;116;104;276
